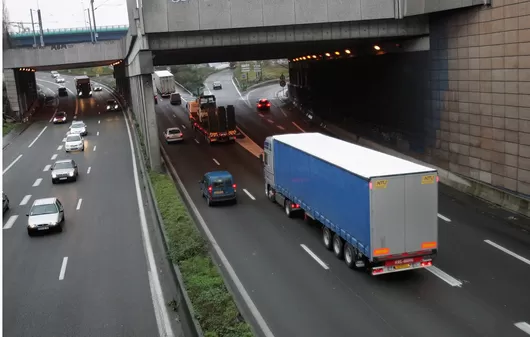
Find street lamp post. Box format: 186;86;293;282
90;0;98;42
86;9;94;43
29;9;37;47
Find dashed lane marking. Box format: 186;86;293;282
3;154;23;175
32;178;43;187
515;322;530;335
43;165;51;171
57;145;63;150
59;257;68;280
438;213;451;222
425;266;463;287
28;126;48;148
484;239;530;266
213;158;220;166
3;215;18;230
292;122;306;133
98;120;100;124
300;244;329;270
76;198;83;210
19;195;32;206
243;189;256;200
97;131;99;136
194;139;200;144
51;154;58;160
181;125;186;130
267;119;274;124
87;166;91;174
93;145;97;152
277;125;285;130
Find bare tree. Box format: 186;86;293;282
2;2;12;49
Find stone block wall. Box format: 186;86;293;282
428;0;530;196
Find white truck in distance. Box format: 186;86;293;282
153;70;175;98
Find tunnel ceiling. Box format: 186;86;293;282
151;36;422;65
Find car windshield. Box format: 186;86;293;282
107;100;116;105
30;203;58;216
53;161;74;170
56;112;66;117
72;125;84;129
168;129;181;134
66;135;81;142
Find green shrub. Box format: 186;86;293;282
149;172;254;337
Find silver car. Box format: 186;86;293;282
51;159;79;184
56;77;65;83
68;121;87;136
26;197;65;236
163;127;183;143
65;134;85;152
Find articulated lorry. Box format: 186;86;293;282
262;133;438;276
74;76;92;98
153;70;175;98
188;95;237;144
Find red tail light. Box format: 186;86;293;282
207;186;212;194
232;184;237;189
266;103;271;107
257;104;262;107
421;261;432;267
292;203;300;208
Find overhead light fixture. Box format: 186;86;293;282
334;51;340;55
325;53;330;57
345;49;351;54
374;45;381;51
312;55;317;59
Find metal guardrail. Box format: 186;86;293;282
9;25;128;37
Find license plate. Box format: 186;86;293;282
394;264;411;270
38;226;49;230
60;177;67;180
214;191;224;194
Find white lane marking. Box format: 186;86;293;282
484;239;530;266
87;166;91;174
98;120;100;124
300;244;329;270
3;215;19;229
76;198;83;210
43;164;51;171
57;145;63;150
98;111;100;114
437;213;451;222
258;113;265;118
32;178;43;187
62;138;66;142
19;195;32;206
59;257;68;280
425;266;463;287
28;126;48;148
49;108;58;123
194;139;200;144
267;119;274;124
277;125;285;130
213;158;220;166
181;124;186;130
515;322;530;335
292;122;306;133
160;145;274;337
115;90;175;337
243;189;256;200
3;154;23;175
93;145;97;151
173;114;176;117
51;154;58;160
280;109;288;117
97;131;100;136
230;77;246;106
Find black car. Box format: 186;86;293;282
58;86;68;97
3;192;9;213
106;99;120;111
256;98;271;111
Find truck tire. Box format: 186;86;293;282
267;187;276;203
322;227;333;250
344;243;359;269
284;200;293;218
333;234;344;259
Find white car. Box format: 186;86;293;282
163;127;183;143
51;71;59;78
64;134;85;152
56;77;65;83
93;86;102;92
68;121;87;136
26;197;65;236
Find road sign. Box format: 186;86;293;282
253;64;261;71
241;63;250;73
241;73;247;80
280;80;286;87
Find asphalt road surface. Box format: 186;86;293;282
161;69;530;337
3;73;180;337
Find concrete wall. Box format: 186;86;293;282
3;40;124;69
3;69;20;115
427;1;530;196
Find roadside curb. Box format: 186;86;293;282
2;122;32;150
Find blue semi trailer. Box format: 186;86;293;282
261;133;439;276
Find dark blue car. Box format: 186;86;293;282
199;171;237;206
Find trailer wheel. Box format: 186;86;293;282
322;227;333;250
344;243;356;269
267;186;276;203
284;200;294;218
333;234;344;259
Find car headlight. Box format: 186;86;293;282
52;172;57;178
114;105;118;109
53;118;57;121
78;92;82;96
28;223;37;228
89;91;92;95
49;222;58;226
68;172;74;177
106;106;110;110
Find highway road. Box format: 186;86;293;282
3;73;179;337
159;69;530;337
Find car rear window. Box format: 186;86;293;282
212;178;231;187
168;129;181;134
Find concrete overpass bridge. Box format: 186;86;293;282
7;0;529;207
8;25;128;47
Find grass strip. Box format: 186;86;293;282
149;171;254;337
66;67;114;77
2;122;18;136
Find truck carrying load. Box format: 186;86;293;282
153;70;175;98
189;95;236;144
74;75;92;98
262;132;438;276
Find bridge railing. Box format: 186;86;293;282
9;25;129;37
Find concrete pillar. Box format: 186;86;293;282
3;69;20;117
126;50;160;172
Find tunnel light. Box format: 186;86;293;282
374;45;381;51
345;49;351;54
334;51;340;55
307;55;311;59
302;57;307;60
325;52;331;57
312;55;317;59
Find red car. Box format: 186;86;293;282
257;98;271;111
